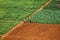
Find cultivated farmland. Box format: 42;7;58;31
30;0;60;24
0;0;48;35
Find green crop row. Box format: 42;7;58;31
0;0;48;34
29;0;60;24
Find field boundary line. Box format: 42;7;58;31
1;0;51;38
1;21;25;38
25;0;51;20
2;22;60;40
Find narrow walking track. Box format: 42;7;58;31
0;0;51;39
1;23;60;40
25;0;51;20
1;0;60;40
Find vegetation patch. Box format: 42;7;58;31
29;0;60;24
0;0;48;34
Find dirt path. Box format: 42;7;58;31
0;0;51;38
2;0;59;40
25;0;51;20
2;23;60;40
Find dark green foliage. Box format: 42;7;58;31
30;0;60;24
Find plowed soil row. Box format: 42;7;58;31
1;0;60;40
0;0;51;38
1;22;60;40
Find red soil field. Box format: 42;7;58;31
1;22;60;40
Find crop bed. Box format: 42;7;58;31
0;0;48;35
29;0;60;24
2;22;60;40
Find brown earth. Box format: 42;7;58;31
1;22;60;40
1;0;60;40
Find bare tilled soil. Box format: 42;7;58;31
2;23;60;40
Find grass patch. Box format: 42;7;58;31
0;0;48;34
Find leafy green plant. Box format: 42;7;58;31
0;0;48;34
30;0;60;24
